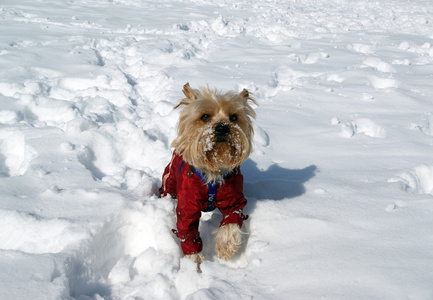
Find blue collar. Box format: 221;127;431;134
194;167;227;212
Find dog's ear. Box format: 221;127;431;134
183;82;196;100
240;88;249;99
240;88;258;106
174;83;197;109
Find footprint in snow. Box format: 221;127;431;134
253;123;270;148
388;164;433;195
350;43;375;54
368;75;399;89
301;52;329;64
333;117;386;139
362;57;395;73
409;114;433;137
0;129;37;177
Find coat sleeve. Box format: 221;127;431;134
218;167;249;228
159;152;180;198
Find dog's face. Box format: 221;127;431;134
171;83;256;182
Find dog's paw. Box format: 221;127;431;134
214;223;242;261
186;252;205;264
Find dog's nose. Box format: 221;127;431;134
215;124;230;137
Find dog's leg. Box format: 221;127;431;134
186;252;204;272
186;252;204;263
214;223;242;261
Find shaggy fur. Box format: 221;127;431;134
214;223;243;261
171;83;256;183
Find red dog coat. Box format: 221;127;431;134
159;152;248;255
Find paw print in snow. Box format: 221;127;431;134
332;117;386;138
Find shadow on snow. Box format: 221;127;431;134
242;158;317;204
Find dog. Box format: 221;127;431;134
159;83;256;268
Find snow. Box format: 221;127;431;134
1;0;433;299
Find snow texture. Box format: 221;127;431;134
1;0;433;299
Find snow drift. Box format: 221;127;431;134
1;0;433;299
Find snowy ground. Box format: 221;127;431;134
1;0;433;299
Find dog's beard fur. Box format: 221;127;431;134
179;121;249;181
171;83;256;183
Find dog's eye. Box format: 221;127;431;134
229;114;238;122
201;114;211;122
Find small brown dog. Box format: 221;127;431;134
160;83;256;268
